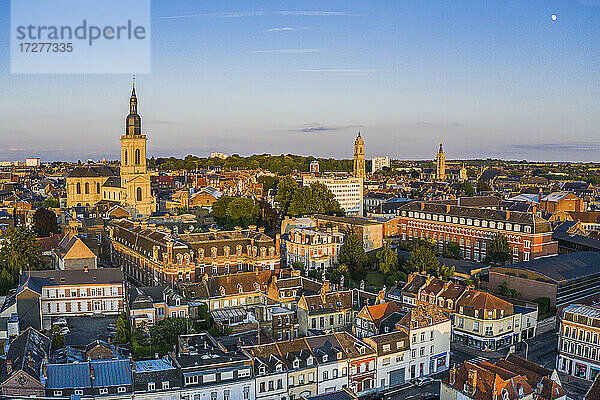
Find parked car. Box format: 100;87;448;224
417;394;439;400
58;327;70;335
107;323;117;332
53;317;67;326
415;377;435;387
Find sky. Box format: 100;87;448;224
1;0;600;162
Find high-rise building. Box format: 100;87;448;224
353;132;366;179
436;141;446;181
303;175;363;216
371;156;390;172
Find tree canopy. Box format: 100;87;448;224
32;208;61;238
406;239;440;275
287;182;343;217
211;196;259;229
487;233;511;265
338;233;368;278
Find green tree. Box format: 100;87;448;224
439;264;455;280
226;197;259;228
443;242;462;260
385;270;407;288
42;196;60;208
257;176;279;192
455;182;475;197
149;317;188;353
0;227;44;274
488;233;511;265
32;208;60;238
115;312;130;344
407;242;440;275
0;269;15;295
476;181;491;192
275;175;298;215
287;182;343;217
51;325;65;349
211;196;234;226
376;243;398;275
338;233;368;278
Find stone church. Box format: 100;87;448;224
66;82;156;215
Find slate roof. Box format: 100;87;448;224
92;359;132;387
18;269;124;294
102;176;122;188
305;388;358;400
499;251;600;282
46;362;91;389
5;327;50;382
68;165;119;178
397;304;449;330
456;290;514;318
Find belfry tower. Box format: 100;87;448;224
353;132;366;179
436;141;446;181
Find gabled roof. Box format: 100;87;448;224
397;304;449;330
67;165;119;178
55;234;96;260
5;327;50;382
358;302;402;326
456;290;514;317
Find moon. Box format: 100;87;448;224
551;14;557;21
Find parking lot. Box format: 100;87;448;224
62;316;118;346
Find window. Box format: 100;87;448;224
137;187;142;202
244;387;250;400
96;182;100;193
100;388;108;395
85;182;89;194
118;387;126;393
224;390;230;400
260;382;265;392
54;391;63;397
75;390;83;395
135;149;141;165
162;381;169;390
211;391;217;400
148;382;155;391
76;182;81;194
124;149;128;164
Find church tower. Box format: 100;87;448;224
120;79;155;215
353;132;366;179
436;141;446;181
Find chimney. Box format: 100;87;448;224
6;359;12;375
275;233;281;255
420;202;425;211
449;364;456;385
505;210;510;220
249;225;257;231
468;368;477;392
446;204;451;213
84;266;89;273
258;227;265;233
532;205;537;215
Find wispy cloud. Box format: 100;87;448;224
159;11;265;19
509;142;600;152
255;49;320;54
415;121;462;128
277;11;363;17
294;69;389;75
294;123;363;133
266;27;298;32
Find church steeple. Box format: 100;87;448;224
125;76;141;136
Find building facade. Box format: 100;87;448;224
302;176;363;216
397;201;558;263
353;132;366;180
557;304;600;381
283;228;344;271
436;142;446;181
371;157;390;173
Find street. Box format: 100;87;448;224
383;381;440;400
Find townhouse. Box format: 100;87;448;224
175;333;255;400
283;227;345;271
335;332;377;396
396;304;451;379
441;354;566;400
396;201;558;263
557;304;600;381
16;269;125;331
266;274;324;311
305;334;349;394
277;338;319;399
128;285;188;327
453;290;537;352
247;343;289;400
364;331;410;390
353;301;403;338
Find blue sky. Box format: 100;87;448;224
1;0;600;162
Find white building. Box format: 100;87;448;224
26;157;41;167
210;152;229;160
306;335;350;394
396;304;451;380
371;157;390;173
283;228;344;271
557;304;600;381
303;175;363;216
364;331;410;390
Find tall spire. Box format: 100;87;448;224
130;75;137;114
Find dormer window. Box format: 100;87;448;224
237;245;242;256
307;356;313;366
176;298;181;306
238;283;243;294
254;283;260;291
276;363;283;372
322;355;328;362
211;247;218;258
259;366;266;374
293;359;300;369
219;286;226;296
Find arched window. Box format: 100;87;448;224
96;182;100;194
136;187;142;202
76;182;81;194
124;149;128;165
135;149;141;165
84;182;89;194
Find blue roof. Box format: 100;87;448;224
134;359;175;372
46;363;92;389
92;359;132;387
